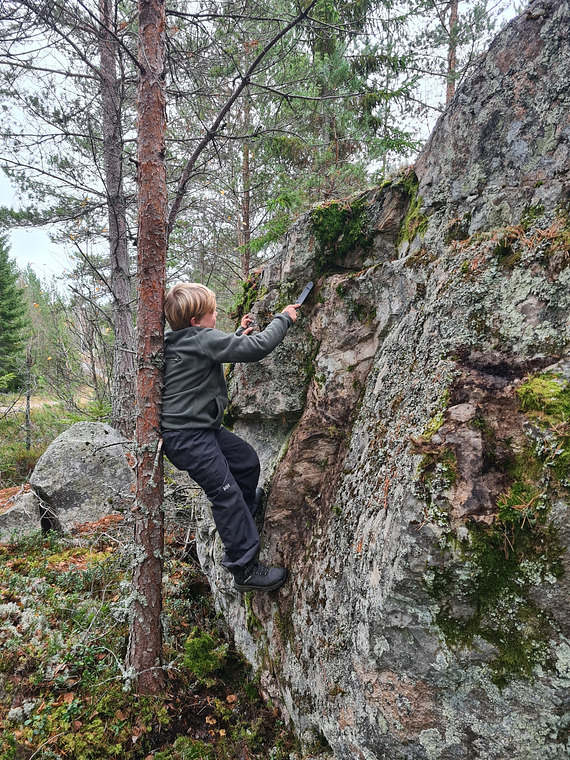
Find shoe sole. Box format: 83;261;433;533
234;572;288;593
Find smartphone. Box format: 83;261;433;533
296;281;313;308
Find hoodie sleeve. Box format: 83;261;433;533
199;312;292;363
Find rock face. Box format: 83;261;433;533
191;2;570;758
30;422;134;533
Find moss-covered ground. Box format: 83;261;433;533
0;523;301;760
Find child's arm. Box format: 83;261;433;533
202;305;299;363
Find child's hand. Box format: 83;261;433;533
282;304;300;322
241;313;254;334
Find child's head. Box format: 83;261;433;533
165;283;217;330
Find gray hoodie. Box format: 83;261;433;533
162;312;293;430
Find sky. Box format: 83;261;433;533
0;171;70;280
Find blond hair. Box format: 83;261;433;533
164;283;216;331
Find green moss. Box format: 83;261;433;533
421;389;451;441
516;373;570;486
228;271;267;325
244;593;262;634
426;513;564;686
335;282;377;324
423;410;445;441
520;202;545;231
517;373;570;420
422;427;565;686
418;447;458;491
493;233;521;269
497;480;546;524
274;606;295;643
420;372;570;686
311;195;373;274
154;737;215;760
183;627;228;683
395;170;429;246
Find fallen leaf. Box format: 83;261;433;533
205;715;217;725
115;710;126;721
226;694;237;704
64;693;74;704
72;720;82;732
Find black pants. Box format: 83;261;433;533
162;427;260;571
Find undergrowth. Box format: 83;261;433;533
0;525;301;760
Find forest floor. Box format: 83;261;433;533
0;518;317;760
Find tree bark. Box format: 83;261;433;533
238;96;251;279
239;140;251;278
99;0;137;438
126;0;167;695
446;0;459;104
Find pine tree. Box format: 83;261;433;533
0;234;28;390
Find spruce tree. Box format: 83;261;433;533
0;234;28;391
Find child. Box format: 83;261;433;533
162;282;299;592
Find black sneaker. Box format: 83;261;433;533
233;560;288;593
251;487;266;532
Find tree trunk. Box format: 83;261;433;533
99;0;137;438
446;0;459;104
25;344;32;451
239;140;251;279
126;0;167;695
